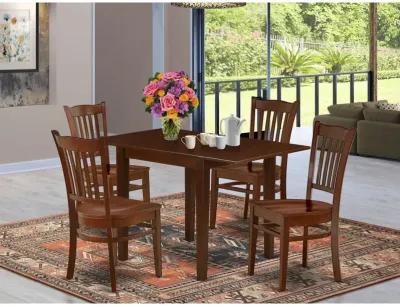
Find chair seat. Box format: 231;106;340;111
253;199;332;226
216;162;281;182
77;196;160;228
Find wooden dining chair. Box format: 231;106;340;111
248;121;355;291
64;102;150;200
210;98;299;229
51;130;162;292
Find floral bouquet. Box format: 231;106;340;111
142;71;199;140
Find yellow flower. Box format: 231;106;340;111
157;73;163;80
167;109;178;119
179;93;189;102
183;78;190;86
157;89;165;97
145;96;154;105
192;98;199;107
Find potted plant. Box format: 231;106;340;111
142;71;199;141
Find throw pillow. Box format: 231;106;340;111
378;101;400;111
363;108;400;123
359;100;387;109
328;104;364;120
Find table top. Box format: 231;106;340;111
108;129;309;164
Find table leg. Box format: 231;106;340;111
185;168;195;242
116;147;129;261
195;162;210;281
263;157;276;259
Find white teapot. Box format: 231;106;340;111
220;114;246;146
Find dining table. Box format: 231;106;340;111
108;129;309;281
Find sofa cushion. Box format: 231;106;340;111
362;102;378;109
363;108;400;123
328;104;364;119
357;120;400;160
377;101;400;111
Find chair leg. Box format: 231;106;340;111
255;182;274;259
107;229;117;292
331;226;342;282
243;184;251;219
248;203;258;276
210;170;218;229
302;226;308;267
279;224;289;292
252;180;260;202
142;171;151;202
153;210;162;277
66;227;77;280
112;229;118;266
279;181;287;199
280;178;287;200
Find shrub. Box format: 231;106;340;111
320;49;354;73
271;43;321;76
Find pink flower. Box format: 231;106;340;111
185;87;196;99
162;71;182;80
143;81;159;96
160;93;176;111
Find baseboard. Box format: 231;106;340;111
0;158;60;175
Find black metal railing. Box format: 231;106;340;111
205;70;372;134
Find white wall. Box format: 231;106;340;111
96;3;192;134
0;4;94;164
165;5;192;130
49;3;94;105
95;3;154;134
165;5;191;74
0;3;192;164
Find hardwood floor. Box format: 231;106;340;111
0;128;399;302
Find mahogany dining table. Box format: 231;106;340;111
108;129;309;281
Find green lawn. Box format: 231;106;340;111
204;77;400;133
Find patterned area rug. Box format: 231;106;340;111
0;193;399;303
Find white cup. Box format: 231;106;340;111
181;135;196;150
207;134;217;147
216;135;227;150
197;132;209;146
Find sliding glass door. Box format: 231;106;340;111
193;3;374;132
377;3;400;103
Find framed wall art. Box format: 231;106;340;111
0;3;38;72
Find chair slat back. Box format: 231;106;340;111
64;102;107;139
306;122;356;212
52;131;111;217
249;98;299;144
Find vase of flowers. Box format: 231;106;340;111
142;71;199;141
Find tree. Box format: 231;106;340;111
205;3;267;78
270;4;310;39
204;3;400;79
299;3;369;44
377;3;400;48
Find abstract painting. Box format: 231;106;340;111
0;3;38;72
0;4;47;108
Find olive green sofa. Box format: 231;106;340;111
314;101;400;160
